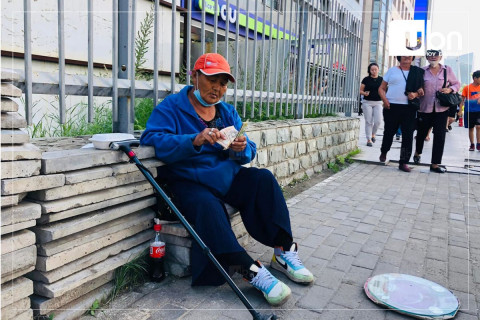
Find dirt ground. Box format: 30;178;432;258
281;169;335;200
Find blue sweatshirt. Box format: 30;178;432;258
140;86;256;195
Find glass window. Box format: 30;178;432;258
264;0;282;11
371;19;379;29
371;30;378;43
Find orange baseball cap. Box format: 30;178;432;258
193;53;235;83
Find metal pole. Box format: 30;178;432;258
279;0;288;116
311;0;320;113
154;0;159;105
296;0;308;119
87;0;94;123
285;0;294;116
233;0;240;109
291;0;300;116
214;0;218;52
130;0;136;121
241;0;250;117
201;0;206;53
114;0;133;133
224;0;230;62
273;4;281;116
112;0;119;123
171;0;176;93
58;0;66;124
251;0;259;118
258;0;267;117
186;0;192;85
266;4;274;116
23;0;32;125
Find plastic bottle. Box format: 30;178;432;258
150;222;166;282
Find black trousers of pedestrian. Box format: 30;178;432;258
380;103;417;165
415;110;449;165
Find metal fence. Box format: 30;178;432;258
18;0;362;133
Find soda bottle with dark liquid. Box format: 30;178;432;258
150;221;166;282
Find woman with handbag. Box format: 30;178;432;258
378;56;424;172
412;49;460;173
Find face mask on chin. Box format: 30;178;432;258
193;89;216;107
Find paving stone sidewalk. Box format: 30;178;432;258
80;161;480;320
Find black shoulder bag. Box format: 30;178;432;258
400;68;420;109
436;68;462;107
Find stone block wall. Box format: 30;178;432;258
245;118;359;186
1;69;37;320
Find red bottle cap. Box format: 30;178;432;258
154;224;162;232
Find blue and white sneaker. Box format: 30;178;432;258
247;261;291;306
271;243;314;284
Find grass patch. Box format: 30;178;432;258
327;148;361;173
109;249;150;301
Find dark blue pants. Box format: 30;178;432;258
163;167;292;286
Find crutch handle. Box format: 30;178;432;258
109;139;140;152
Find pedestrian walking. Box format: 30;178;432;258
461;70;480;151
412;49;460;173
378;56;424;172
360;63;383;146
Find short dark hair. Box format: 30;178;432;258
473;70;480;80
367;63;379;76
396;56;415;62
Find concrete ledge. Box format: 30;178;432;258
0;83;22;97
34;244;146;298
35;209;153;272
64;166;113;185
1;201;41;227
1;174;65;196
0;277;33;307
0;97;19;112
37;188;154;224
31;270;114;315
34;197;156;243
0;112;27;129
36;180;152;214
41;146;155;174
0;129;29;145
0;229;36;255
0;296;30;320
29;229;153;284
36;207;155;256
1;245;36;283
39;282;114;320
1;193;27;207
0;220;36;236
1;159;41;179
1;143;41;161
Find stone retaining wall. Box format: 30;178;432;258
1;69;359;319
1;69;37;320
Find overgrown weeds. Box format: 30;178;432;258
108;249;149;302
327;148;360;173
